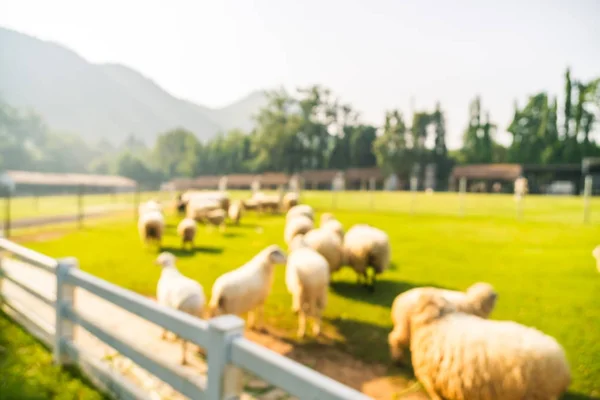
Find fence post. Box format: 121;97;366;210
584;175;593;224
77;185;84;229
206;315;245;399
410;177;418;215
54;257;78;366
134;185;141;220
459;177;467;217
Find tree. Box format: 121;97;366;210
461;96;495;164
349;125;377;167
373;110;414;184
153;128;201;178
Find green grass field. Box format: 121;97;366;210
0;311;107;400
10;191;600;398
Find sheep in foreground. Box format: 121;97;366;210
137;210;165;248
592;245;600;273
284;215;314;245
177;218;197;250
343;224;390;292
319;213;344;239
228;200;243;225
286;236;329;337
155;252;205;365
208;245;287;329
302;228;344;275
286;204;314;222
409;289;571;400
388;282;498;365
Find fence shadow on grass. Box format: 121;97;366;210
159;245;224;257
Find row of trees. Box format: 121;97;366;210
1;69;598;189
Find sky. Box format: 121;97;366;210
1;0;599;149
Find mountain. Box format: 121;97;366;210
0;26;266;143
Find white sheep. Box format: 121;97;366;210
302;228;344;275
187;198;221;222
228;200;243;225
592;245;600;273
409;289;571;400
286;236;329;337
177;218;197;250
388;282;497;365
208;245;287;329
155;252;205;365
138;199;162;216
319;213;344;239
284;215;314;245
286;204;314;222
137;210;165;248
205;209;226;232
343;224;391;292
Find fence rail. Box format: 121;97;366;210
0;236;370;400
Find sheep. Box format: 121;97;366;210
208;245;287;329
284;215;314;245
388;282;498;365
286;235;329;337
137;210;165;248
155;252;205;365
286;204;314;222
177;218;197;250
592;245;600;273
186;198;221;222
282;192;299;211
343;224;390;292
409;289;571;400
138;199;162;216
242;198;259;211
205;209;226;232
228;200;244;225
319;213;344;239
302;227;344;275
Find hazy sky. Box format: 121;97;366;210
1;0;599;149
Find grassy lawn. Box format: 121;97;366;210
0;311;107;400
15;192;600;398
2;191;169;221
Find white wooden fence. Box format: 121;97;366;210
0;237;371;400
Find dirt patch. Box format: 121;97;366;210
244;328;424;400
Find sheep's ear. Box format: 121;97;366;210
269;248;287;264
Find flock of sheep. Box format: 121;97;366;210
136;191;573;400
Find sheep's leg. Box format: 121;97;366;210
255;304;264;330
420;379;442;400
181;340;188;365
312;309;322;337
368;270;376;293
247;310;255;329
297;311;306;338
291;293;300;314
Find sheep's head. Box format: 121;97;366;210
388;329;406;364
155;252;176;268
320;212;334;225
466;282;498;317
263;245;287;265
410;289;454;331
289;234;308;252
